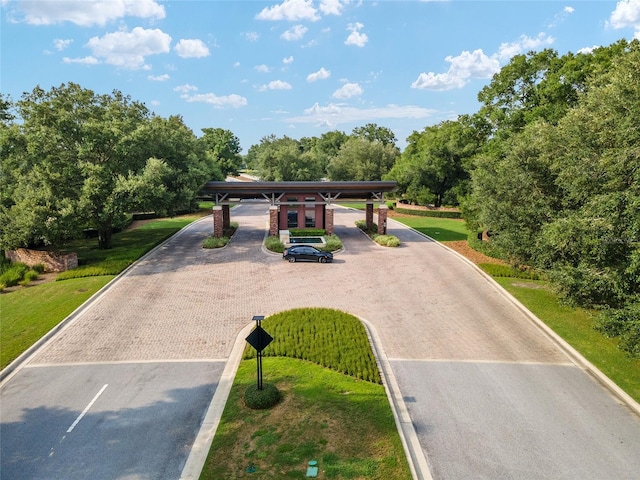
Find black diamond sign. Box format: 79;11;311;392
246;326;273;353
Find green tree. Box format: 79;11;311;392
387;119;479;207
199;127;243;177
0;83;183;249
253;135;323;181
352;123;398;149
327;137;399;181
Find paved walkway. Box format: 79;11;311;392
5;203;640;480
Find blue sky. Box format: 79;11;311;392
2;0;639;152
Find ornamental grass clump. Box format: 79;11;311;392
243;308;381;384
264;235;285;253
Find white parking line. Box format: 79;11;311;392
66;384;108;433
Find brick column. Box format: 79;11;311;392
325;205;335;235
212;206;223;238
222;204;230;229
377;204;388;235
269;206;279;236
366;203;374;230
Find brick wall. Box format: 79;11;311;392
5;248;78;272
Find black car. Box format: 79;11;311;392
283;245;333;263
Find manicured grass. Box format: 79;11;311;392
0;276;113;369
0;215;199;368
200;358;411;480
495;278;640;403
392;215;469;242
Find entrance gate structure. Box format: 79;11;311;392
201;181;397;238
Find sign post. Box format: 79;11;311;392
245;315;273;390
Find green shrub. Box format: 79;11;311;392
479;263;541;280
56;260;132;281
24;270;40;282
265;235;285;253
244;308;381;384
394;207;462;219
0;263;30;287
203;236;230;249
244;383;281;409
322;234;343;252
289;228;325;237
373;235;401;247
355;220;378;235
596;303;640;358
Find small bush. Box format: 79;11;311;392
265;235;285;253
203;236;230;249
244;383;281;409
322;234;343;252
56;260;132;281
0;263;30;287
596;303;640;358
355;220;378;235
479;263;541;280
373;234;401;247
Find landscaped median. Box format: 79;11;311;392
199;308;412;480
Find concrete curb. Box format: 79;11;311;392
180;321;254;479
0;216;212;387
387;216;640;419
360;318;433;480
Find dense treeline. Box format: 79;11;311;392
1;39;638;354
461;39;640;356
0;83;241;249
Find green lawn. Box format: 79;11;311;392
0;276;113;368
392;215;469;242
200;358;412;480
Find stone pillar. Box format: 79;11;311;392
269;206;279;236
377;204;388;235
325;205;335;235
222;204;230;229
366;203;374;231
212;206;224;238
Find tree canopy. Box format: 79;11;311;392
0;83;222;249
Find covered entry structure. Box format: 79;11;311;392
201;181;397;238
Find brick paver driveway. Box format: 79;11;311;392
3;203;640;480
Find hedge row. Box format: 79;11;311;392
394;207;462;219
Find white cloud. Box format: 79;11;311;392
256;0;320;21
62;56;99;65
283;56;294;64
578;45;600;54
307;67;331;82
608;0;640;38
174;39;210;58
258;80;293;91
332;82;363;98
411;49;499;91
54;38;73;51
234;61;241;68
181;92;248;108
281;24;308;41
255;64;271;73
549;5;575;28
15;0;165;26
174;84;199;93
243;31;260;42
148;74;169;81
86;27;171;69
345;22;368;47
288;103;436;127
319;0;347;16
496;33;555;62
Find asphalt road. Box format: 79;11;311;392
1;202;639;480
